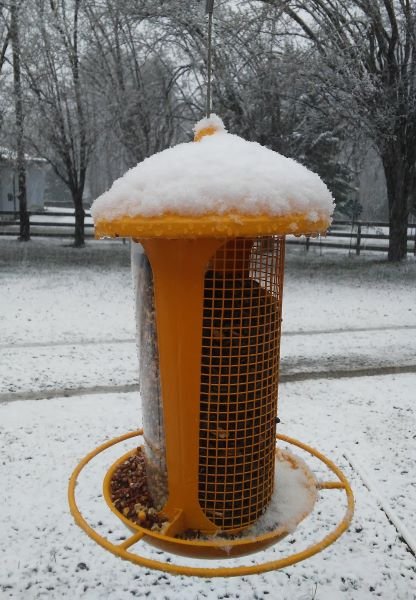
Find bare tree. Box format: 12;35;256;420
23;0;95;247
84;1;186;169
0;0;360;236
9;0;29;240
260;0;416;261
0;3;10;74
1;1;29;238
156;1;356;208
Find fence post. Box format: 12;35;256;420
356;223;361;256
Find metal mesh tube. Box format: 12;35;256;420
198;237;284;529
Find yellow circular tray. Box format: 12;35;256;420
68;430;354;577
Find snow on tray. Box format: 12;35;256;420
246;449;317;536
91;115;334;222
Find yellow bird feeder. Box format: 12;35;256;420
68;116;354;577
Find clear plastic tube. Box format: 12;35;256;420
131;242;167;510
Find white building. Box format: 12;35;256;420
0;148;49;215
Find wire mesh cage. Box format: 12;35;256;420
199;237;284;529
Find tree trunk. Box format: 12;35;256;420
10;0;30;242
382;150;411;262
388;204;408;262
73;193;85;247
18;171;30;241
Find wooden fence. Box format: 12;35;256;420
286;221;416;256
0;210;95;239
1;211;416;255
288;220;416;256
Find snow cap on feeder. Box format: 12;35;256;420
91;115;335;239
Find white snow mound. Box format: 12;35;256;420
92;115;335;222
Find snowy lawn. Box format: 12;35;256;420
0;239;415;599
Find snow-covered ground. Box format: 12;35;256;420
1;239;415;599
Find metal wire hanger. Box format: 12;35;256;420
206;0;215;117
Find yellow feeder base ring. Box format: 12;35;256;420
68;430;354;578
102;446;318;558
